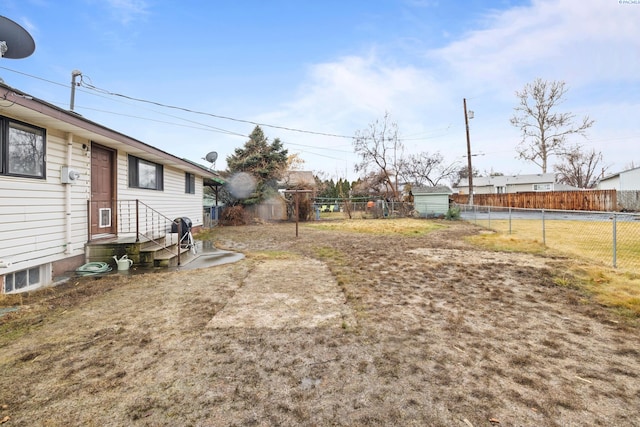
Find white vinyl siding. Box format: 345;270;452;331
0;130;89;275
598;175;620;190
117;152;204;227
598;168;640;191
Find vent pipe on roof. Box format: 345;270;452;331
69;70;82;111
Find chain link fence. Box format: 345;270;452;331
459;205;640;273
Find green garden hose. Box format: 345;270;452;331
75;262;112;275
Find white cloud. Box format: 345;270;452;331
103;0;149;25
75;0;638;179
432;0;640;91
277;52;448;135
258;0;640;178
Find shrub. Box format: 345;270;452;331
221;205;248;226
445;205;461;220
296;198;313;221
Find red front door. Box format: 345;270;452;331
90;143;115;237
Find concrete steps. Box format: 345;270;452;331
146;244;194;268
85;233;195;269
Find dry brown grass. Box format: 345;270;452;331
307;217;444;236
468;226;640;318
1;219;639;426
473;218;640;272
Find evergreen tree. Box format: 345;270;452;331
225;126;288;205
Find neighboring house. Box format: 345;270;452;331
455;173;578;195
597;167;640;191
278;171;318;219
0;82;218;294
278;170;317;191
413;186;452;217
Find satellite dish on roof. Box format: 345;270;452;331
203;151;218;171
0;16;36;59
205;151;218;163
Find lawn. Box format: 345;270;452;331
467;218;640;317
1;219;639;426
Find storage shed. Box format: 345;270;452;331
413;186;452;217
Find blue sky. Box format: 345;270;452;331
1;0;638;182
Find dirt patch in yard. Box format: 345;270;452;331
207;257;355;329
1;220;639;426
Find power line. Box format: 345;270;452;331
78;77;355;139
6;66;638;160
0;66;69;88
77;105;247;137
0;65;357;140
29;93;357;160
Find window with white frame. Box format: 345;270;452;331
128;155;163;190
3;265;47;293
0;117;46;179
532;183;552;191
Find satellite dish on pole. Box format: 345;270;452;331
203;151;218;170
0;16;35;59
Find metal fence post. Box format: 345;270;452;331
613;214;617;268
488;206;491;229
508;207;512;234
542;209;546;246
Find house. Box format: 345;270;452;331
277;170;318;220
412;186;452;217
455;173;578;195
0;82;218;294
597;167;640;191
278;170;317;191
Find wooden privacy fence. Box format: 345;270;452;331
451;190;618;212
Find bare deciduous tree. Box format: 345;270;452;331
353;112;403;201
451;164;480;188
398;151;458;187
351;171;390;198
511;78;594;173
554;145;606;189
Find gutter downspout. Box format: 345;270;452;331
65;132;73;254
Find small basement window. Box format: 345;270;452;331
3;265;48;294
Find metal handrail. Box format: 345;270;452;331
116;199;182;265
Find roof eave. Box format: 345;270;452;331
0;83;216;178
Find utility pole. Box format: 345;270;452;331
464;98;474;206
